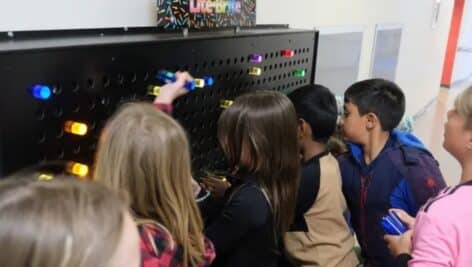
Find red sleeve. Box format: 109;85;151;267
153;103;173;115
139;224;175;267
200;237;216;267
139;223;215;267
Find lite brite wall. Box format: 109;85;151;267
0;26;318;178
157;0;256;29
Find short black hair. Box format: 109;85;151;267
344;79;405;131
288;84;337;143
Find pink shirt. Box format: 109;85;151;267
409;181;472;267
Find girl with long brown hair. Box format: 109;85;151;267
204;90;301;267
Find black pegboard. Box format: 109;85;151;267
0;26;318;176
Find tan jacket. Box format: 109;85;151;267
284;153;358;267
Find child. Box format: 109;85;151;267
336;95;416;133
338;79;446;267
94;73;215;267
284;84;359;267
204;91;301;267
0;175;140;267
384;86;472;267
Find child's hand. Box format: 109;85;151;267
154;71;194;104
191;177;202;197
384;209;416;257
384;230;413;257
390;208;415;229
201;176;231;198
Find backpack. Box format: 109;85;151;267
387;145;447;214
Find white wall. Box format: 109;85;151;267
258;0;454;115
457;0;472;51
0;0;454;115
453;0;472;83
0;0;156;31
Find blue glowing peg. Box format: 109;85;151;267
203;76;215;86
185;80;196;91
157;70;177;83
32;85;52;100
157;70;196;91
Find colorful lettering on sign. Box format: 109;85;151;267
189;0;242;14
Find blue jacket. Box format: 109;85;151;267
339;131;446;267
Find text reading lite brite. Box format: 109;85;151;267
189;0;242;14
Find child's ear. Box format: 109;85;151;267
366;113;378;130
467;143;472;150
466;130;472;150
298;118;309;138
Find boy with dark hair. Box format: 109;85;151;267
284;84;358;267
339;79;446;267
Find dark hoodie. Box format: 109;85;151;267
338;130;446;267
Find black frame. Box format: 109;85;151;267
0;26;319;176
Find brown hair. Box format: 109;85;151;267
94;103;206;267
0;176;128;267
218;90;300;234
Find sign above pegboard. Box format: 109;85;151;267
157;0;256;30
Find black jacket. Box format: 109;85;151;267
204;178;280;267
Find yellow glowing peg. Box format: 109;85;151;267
64;120;88;136
38;173;54;181
248;67;262;76
194;79;206;88
220;99;234;109
67;162;89;178
147;85;161;96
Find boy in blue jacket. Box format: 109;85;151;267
338;79;446;267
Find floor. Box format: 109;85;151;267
413;82;470;186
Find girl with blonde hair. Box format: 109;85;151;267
94;72;215;267
0;175;140;267
385;86;472;267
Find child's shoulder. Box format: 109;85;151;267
337;143;439;175
385;144;439;173
138;221;175;247
336;151;353;164
386;145;446;205
138;221;179;266
318;152;341;174
228;180;272;218
422;184;472;214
